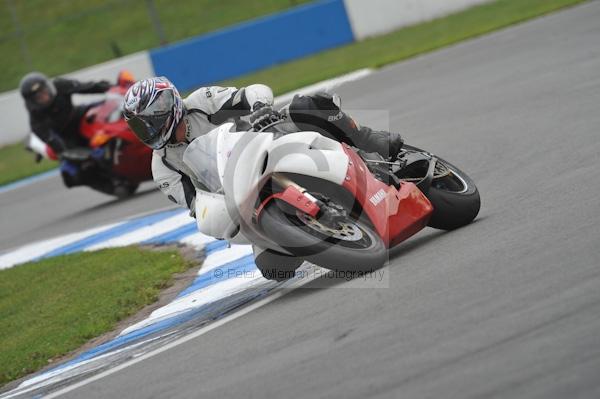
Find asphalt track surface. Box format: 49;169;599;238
2;2;600;397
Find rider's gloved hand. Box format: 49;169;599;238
249;106;285;131
98;80;112;92
251;101;268;111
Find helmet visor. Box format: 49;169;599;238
23;80;56;110
32;86;54;107
128;114;173;150
127;90;175;150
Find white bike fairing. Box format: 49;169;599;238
182;124;350;246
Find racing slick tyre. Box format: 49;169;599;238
257;199;387;274
399;144;480;231
113;182;139;199
424;159;480;230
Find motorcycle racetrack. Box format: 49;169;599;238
1;2;599;398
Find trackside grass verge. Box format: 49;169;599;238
0;0;588;186
0;246;194;387
0;143;56;187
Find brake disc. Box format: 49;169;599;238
296;211;364;241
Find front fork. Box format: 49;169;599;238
415;156;438;195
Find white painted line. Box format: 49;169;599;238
200;244;254;272
0;223;122;270
178;232;216;248
85;211;193;250
274;68;373;106
0;205;179;270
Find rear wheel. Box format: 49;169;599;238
397;145;480;230
425;159;480;230
258;197;387;273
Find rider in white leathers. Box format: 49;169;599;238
150;83;274;217
123;77;403;218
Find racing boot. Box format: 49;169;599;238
352;125;404;160
288;91;403;159
254;246;303;281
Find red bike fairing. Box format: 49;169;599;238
341;144;433;247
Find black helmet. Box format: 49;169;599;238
20;72;57;111
122;77;184;150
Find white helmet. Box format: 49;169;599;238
123;76;183;150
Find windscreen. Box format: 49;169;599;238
185;128;223;193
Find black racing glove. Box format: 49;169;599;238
45;131;67;154
248;106;285;131
251;101;269;111
98;80;112;92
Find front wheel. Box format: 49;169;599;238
258;199;387;273
113;182;139;199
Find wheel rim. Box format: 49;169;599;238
430;162;469;193
395;151;470;194
296;211;364;242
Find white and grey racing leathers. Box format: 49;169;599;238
151;84;274;216
152;85;404;218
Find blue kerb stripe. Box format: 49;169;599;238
177;254;257;298
204;240;229;255
0;169;59;194
40;209;184;259
143;222;197;245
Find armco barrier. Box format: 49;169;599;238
149;0;354;91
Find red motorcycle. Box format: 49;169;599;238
184;119;481;281
28;72;153;197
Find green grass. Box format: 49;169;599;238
220;0;588;95
0;142;56;186
0;0;587;186
0;0;310;92
0;246;193;387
